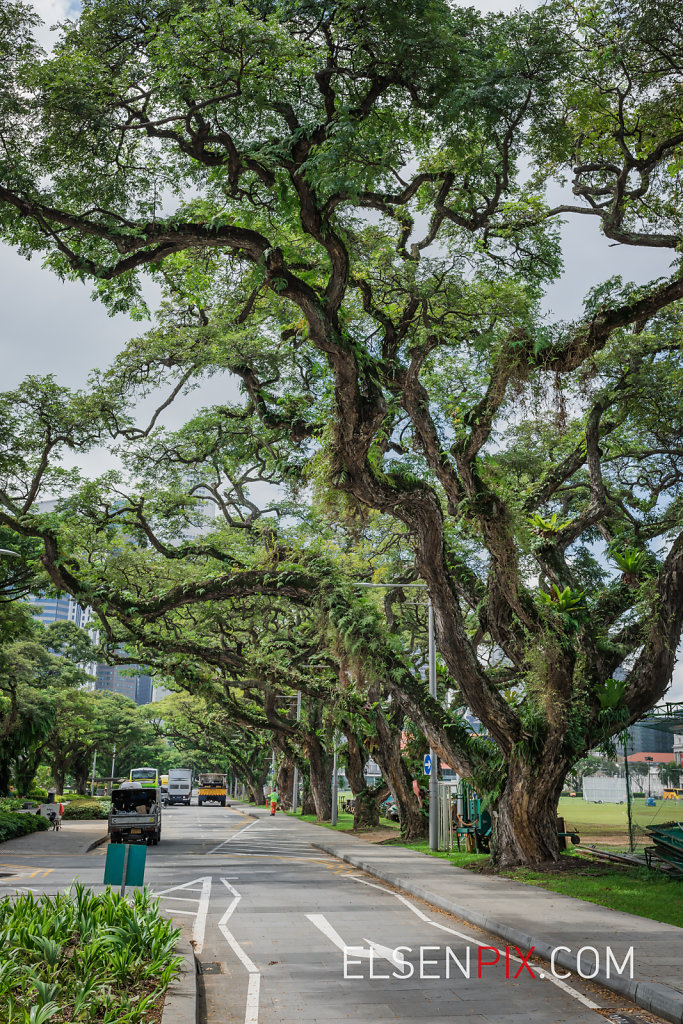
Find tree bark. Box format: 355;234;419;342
342;729;387;829
490;755;568;867
371;703;428;841
306;735;333;821
276;757;295;811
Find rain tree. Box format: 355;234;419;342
1;0;683;863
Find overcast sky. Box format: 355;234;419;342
2;0;680;701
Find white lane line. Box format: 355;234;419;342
219;877;260;1024
158;895;202;903
346;875;601;1012
207;818;260;855
192;876;212;954
153;876;212;954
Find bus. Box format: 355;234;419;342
129;767;160;790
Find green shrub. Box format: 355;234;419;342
62;799;111;820
25;787;48;802
0;797;25;812
0;884;182;1021
0;810;50;844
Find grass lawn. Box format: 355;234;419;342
500;861;682;927
398;839;682;927
558;795;681;834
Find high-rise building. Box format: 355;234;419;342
95;663;154;705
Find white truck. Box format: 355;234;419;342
167;768;193;806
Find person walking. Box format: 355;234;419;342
270;790;278;815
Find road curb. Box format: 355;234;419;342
85;833;108;853
161;938;197;1024
312;841;683;1024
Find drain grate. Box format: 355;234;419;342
605;1014;651;1024
197;962;222;975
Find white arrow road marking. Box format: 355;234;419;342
345;874;601;1011
306;913;405;969
219;877;260;1024
154;876;212;955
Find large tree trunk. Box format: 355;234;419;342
276;757;295;811
0;756;12;797
301;783;316;815
342;730;387;829
491;755;568;867
372;704;427;841
306;735;333;821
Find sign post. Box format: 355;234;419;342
104;843;147;897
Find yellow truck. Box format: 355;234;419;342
198;772;227;807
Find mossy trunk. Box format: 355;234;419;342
491;756;568;867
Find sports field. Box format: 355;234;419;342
558;794;681;848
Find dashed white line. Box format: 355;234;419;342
345;874;601;1012
219;877;260;1024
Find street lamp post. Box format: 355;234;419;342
90;750;98;797
352;581;440;851
331;738;339;826
292;690;302;814
645;755;654;798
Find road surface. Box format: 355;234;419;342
0;804;665;1024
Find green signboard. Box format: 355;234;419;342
104;843;146;894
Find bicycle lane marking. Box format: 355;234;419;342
153;876;212;954
345;873;602;1012
218;877;260;1024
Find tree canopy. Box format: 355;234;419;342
0;0;682;863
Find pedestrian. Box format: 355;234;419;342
270;790;278;815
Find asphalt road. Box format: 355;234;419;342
0;804;666;1024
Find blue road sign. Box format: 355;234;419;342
423;754;432;776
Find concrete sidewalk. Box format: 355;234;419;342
0;819;107;857
246;806;683;1024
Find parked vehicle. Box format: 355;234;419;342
109;785;162;845
198;772;227;806
168;768;193;806
129;766;160;790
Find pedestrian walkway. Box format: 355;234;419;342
0;819;107;858
243;806;683;1024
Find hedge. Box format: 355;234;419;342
0;810;50;844
62;799;111;820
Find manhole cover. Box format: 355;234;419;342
605;1014;651;1024
198;962;222;975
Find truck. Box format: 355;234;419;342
108;785;162;845
197;772;227;807
167;768;193;806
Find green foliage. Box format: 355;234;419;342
61;799;110;820
0;885;182;1021
611;548;647;575
595;678;628;711
0;810;49;844
527;512;572;534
